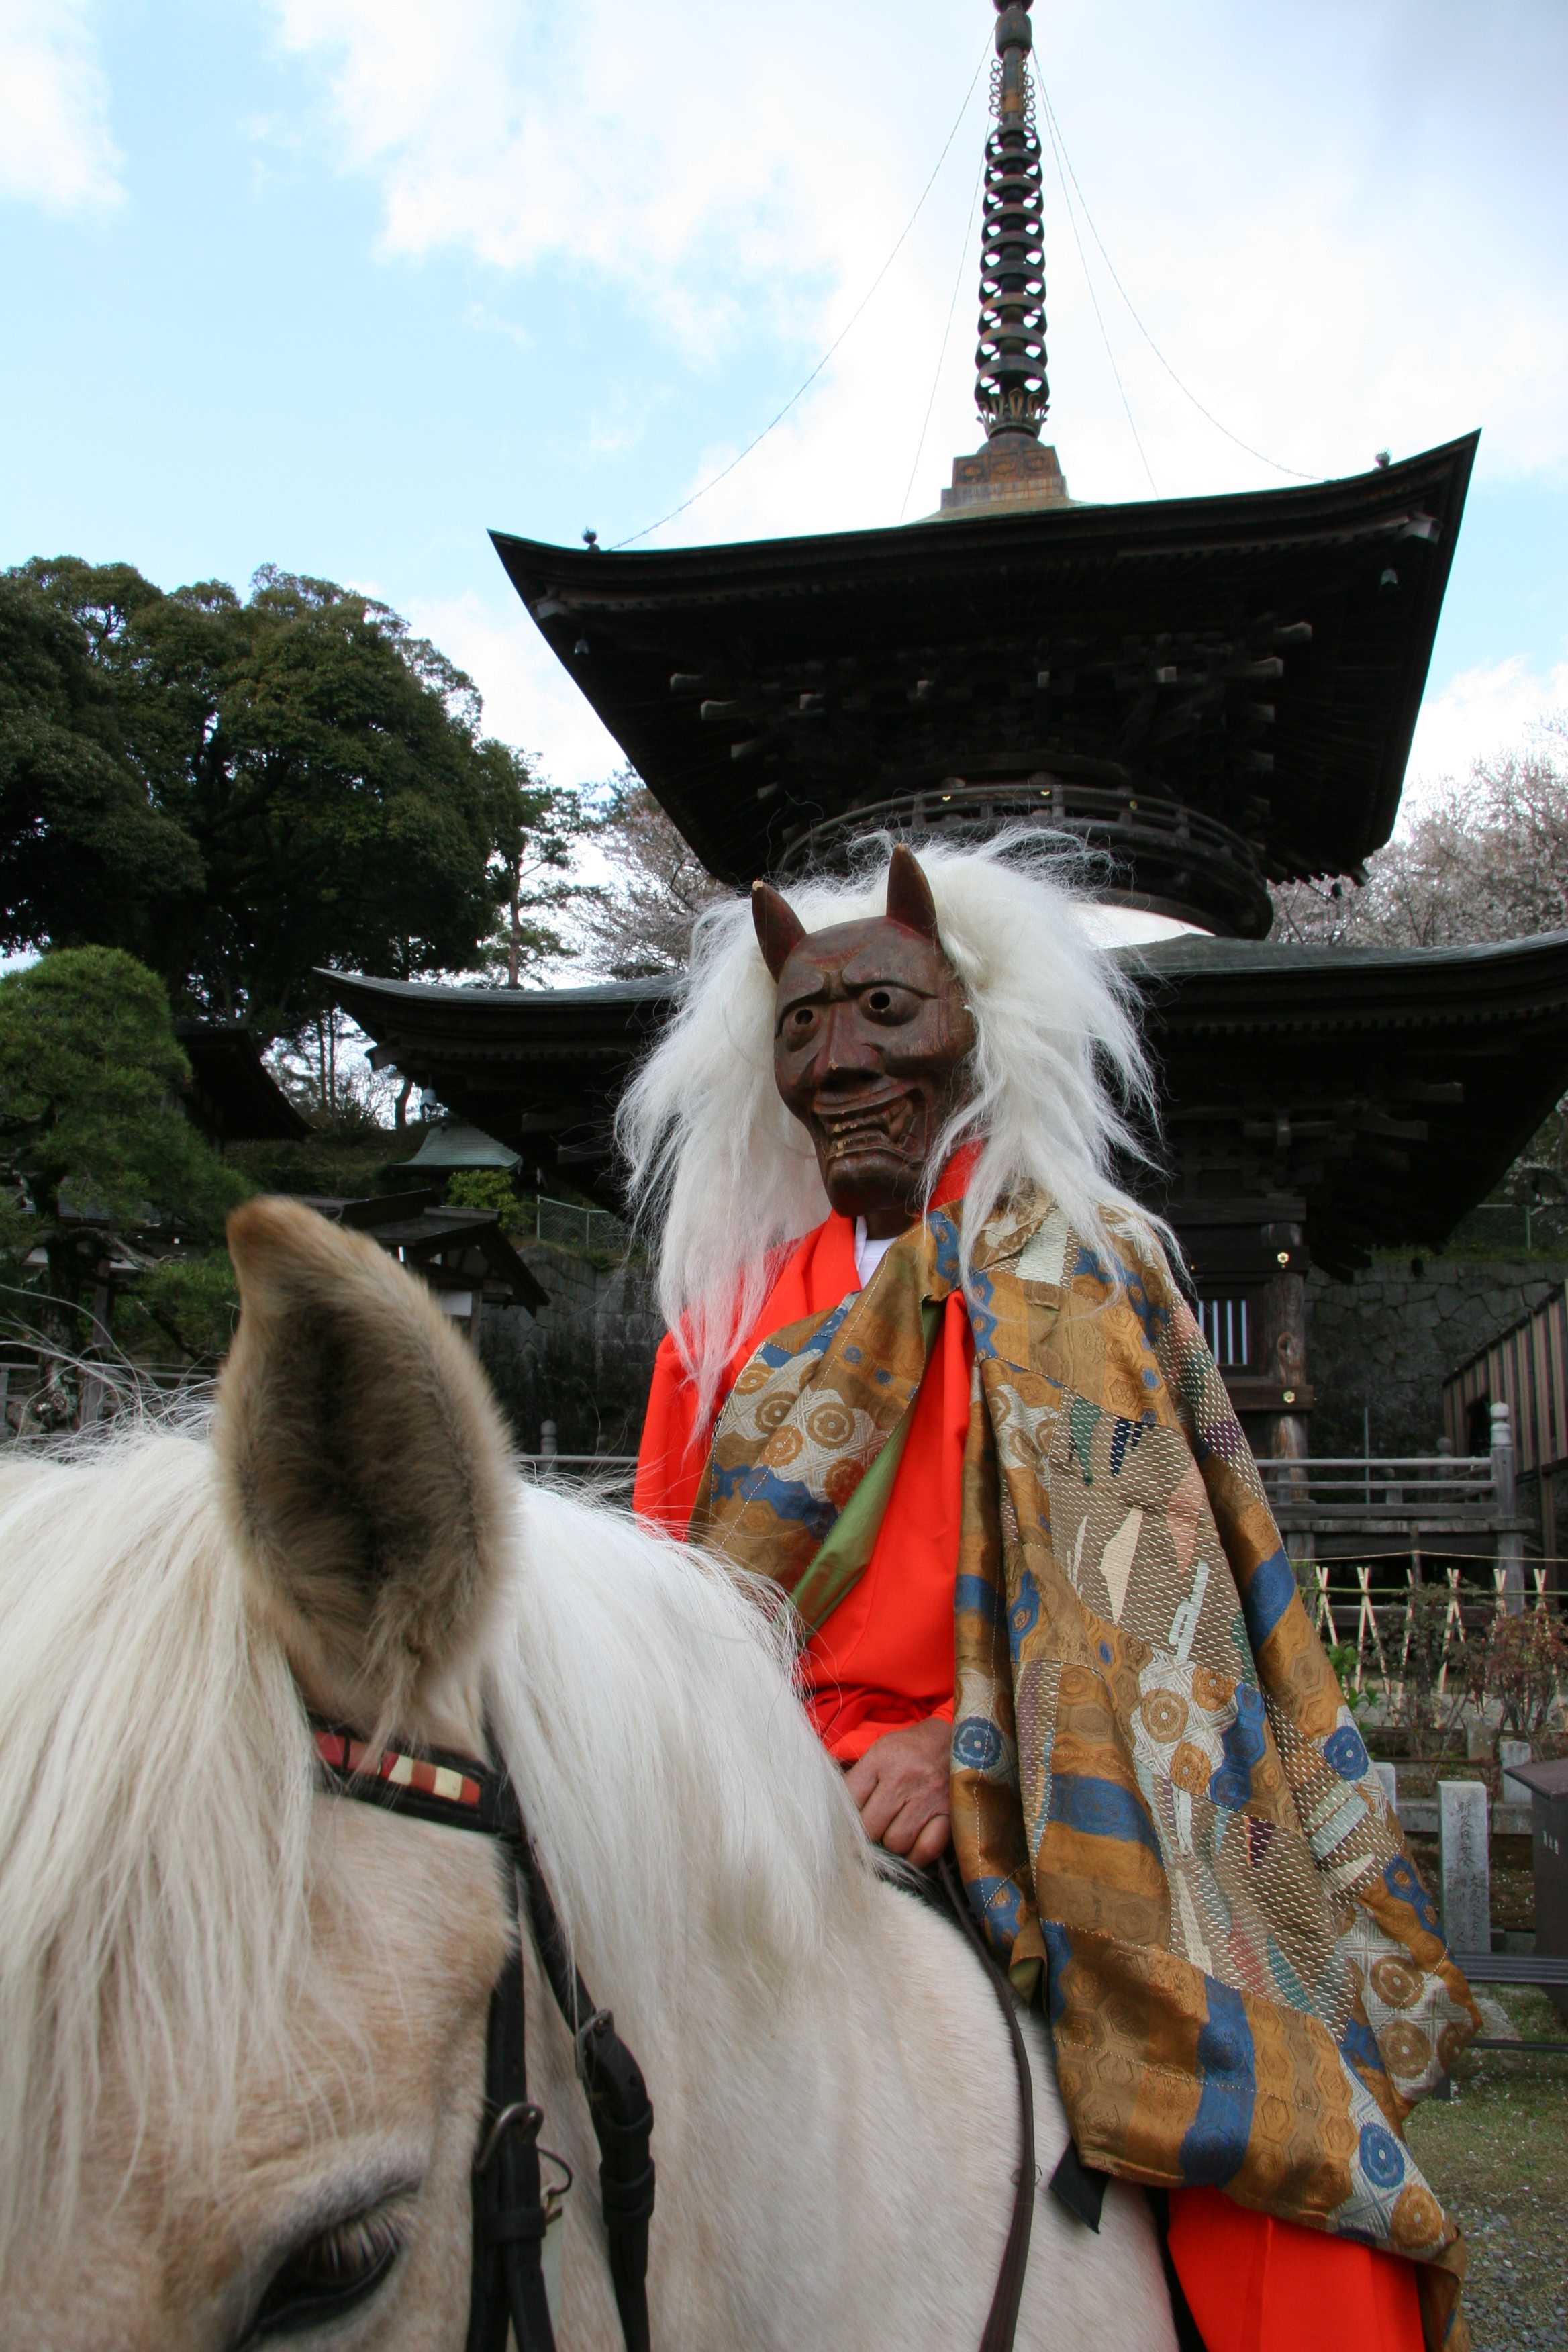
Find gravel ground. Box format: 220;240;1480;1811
1405;1988;1568;2351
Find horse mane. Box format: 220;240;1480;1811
0;1424;317;2271
489;1481;875;2045
0;1424;871;2266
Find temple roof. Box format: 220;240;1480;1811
331;922;1568;1274
491;433;1477;893
175;1020;309;1145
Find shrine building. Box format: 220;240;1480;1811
333;0;1568;1469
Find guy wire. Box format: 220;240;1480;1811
1034;72;1316;483
1035;58;1158;496
900;149;987;522
611;37;993;551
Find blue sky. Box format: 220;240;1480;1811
4;0;1567;813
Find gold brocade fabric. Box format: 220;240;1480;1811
689;1190;1477;2349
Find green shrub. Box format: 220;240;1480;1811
446;1168;520;1220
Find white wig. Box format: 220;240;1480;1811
616;828;1164;1419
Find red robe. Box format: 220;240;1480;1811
634;1199;1424;2352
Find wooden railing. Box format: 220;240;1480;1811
1255;1455;1499;1514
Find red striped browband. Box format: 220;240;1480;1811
311;1724;484;1812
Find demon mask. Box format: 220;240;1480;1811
752;845;977;1237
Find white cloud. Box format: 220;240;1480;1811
268;0;1568;547
397;586;624;788
1404;652;1568;812
0;0;122;215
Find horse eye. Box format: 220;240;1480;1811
246;2209;404;2343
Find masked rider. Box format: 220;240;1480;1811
630;841;1475;2352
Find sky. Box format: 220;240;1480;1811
3;0;1567;825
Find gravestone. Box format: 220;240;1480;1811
1500;1738;1534;1806
1438;1779;1491;1955
1373;1761;1399;1812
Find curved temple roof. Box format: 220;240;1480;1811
332;924;1568;1276
492;435;1477;895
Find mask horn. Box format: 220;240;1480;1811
885;842;942;943
752;880;807;980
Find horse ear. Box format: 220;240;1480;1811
751;880;807;980
885;843;942;943
217;1197;514;1735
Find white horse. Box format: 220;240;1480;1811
0;1199;1175;2350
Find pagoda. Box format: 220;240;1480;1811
334;0;1568;1462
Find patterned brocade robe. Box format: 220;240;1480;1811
687;1187;1478;2352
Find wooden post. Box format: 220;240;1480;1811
1259;1260;1310;1485
1491;1401;1524;1614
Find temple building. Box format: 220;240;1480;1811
334;0;1568;1466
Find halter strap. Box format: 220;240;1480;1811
308;1716;654;2352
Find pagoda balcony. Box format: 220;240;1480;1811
777;774;1270;937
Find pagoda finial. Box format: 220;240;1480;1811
975;3;1048;440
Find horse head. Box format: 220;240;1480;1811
0;1200;530;2348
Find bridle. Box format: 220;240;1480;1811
309;1719;1066;2352
309;1721;654;2352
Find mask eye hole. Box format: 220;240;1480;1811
244;2207;405;2344
861;985;918;1023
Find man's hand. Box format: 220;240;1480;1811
844;1714;952;1868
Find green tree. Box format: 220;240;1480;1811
575;769;730;977
0;947;250;1364
446;1167;521;1220
5;558;526;1040
473;746;601;986
0;570;199;963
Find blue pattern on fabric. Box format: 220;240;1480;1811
965;1872;1024;1957
955;1573;1007;1630
757;1297;855;1369
1209;1685;1269;1811
706;1462;837;1540
1040;1920;1073;2024
1265;1933;1312;2013
1340;2014;1383;2077
961;1250;999;1359
1240;1546;1296;1647
1048;1771;1161;1853
1324;1724;1371;1781
1359;2122;1406;2189
1179;1980;1256;2185
1108;1413;1150;1478
1383;1853;1441;1937
953;1716;1005;1773
1008;1569;1041;1657
929;1209;962;1289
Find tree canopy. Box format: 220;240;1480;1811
0;948;251;1359
1270;730;1568;950
1;558;568;1042
575;770;731;977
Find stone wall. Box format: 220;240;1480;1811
1307;1253;1568;1457
479;1241;661;1456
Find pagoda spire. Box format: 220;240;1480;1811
938;1;1068;514
976;2;1048;440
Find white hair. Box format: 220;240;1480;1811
616;828;1164;1419
0;1428;317;2267
0;1427;869;2266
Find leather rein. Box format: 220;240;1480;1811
309;1722;654;2352
311;1721;1051;2352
